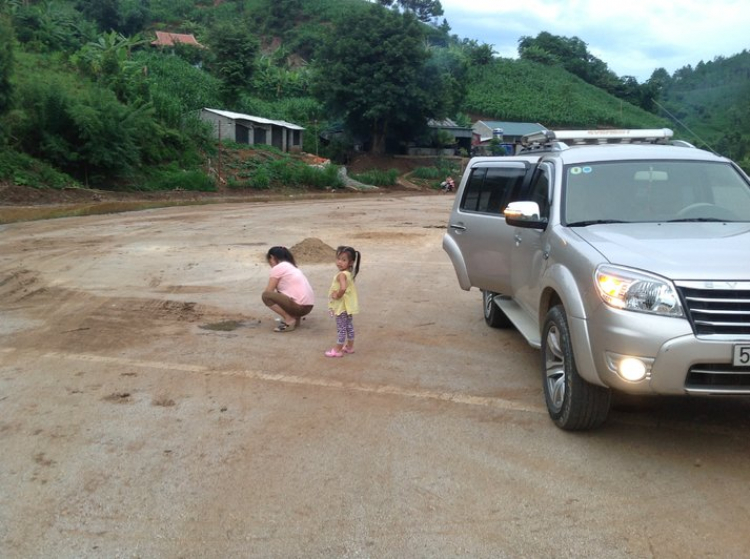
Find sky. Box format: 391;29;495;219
440;0;750;82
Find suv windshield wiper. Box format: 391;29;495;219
667;217;728;223
567;219;628;227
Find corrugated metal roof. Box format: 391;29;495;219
152;31;204;48
428;118;472;130
474;121;547;139
203;108;305;131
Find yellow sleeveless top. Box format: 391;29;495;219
328;270;359;316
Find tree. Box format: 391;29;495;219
118;0;150;36
374;0;443;22
74;0;148;35
518;32;621;91
13;76;155;184
0;15;13;122
314;6;442;154
461;39;495;66
12;0;90;52
516;43;557;66
427;44;468;116
264;0;302;34
133;51;221;128
0;1;21;16
77;0;120;32
518;31;659;108
206;23;259;105
647;67;671;98
73;31;146;102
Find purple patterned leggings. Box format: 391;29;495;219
335;313;355;345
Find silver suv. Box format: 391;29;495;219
443;129;750;430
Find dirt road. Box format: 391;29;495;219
2;194;750;557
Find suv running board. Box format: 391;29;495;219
494;297;541;348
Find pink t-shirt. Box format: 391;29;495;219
270;261;315;305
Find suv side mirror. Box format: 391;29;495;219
504;201;547;229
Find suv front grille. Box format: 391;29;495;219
686;364;750;392
677;285;750;336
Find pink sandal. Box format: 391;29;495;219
342;346;355;354
325;348;343;358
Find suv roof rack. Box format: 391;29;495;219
520;128;675;152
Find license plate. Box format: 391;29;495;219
733;345;750;367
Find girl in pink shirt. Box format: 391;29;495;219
262;246;315;332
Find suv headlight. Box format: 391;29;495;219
594;265;684;317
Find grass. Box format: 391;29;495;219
409;159;462;189
140;166;217;192
0;149;80;190
350;169;399;186
411;166;443;179
224;149;344;190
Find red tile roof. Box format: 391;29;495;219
151;31;204;48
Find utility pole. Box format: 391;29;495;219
314;119;319;156
217;121;222;184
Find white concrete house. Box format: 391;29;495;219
200;108;304;152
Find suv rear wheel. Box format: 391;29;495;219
541;305;611;430
482;290;512;328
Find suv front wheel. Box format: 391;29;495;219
482;290;512;328
541;305;611;430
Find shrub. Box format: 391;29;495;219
299;162;342;189
225;150;342;190
249;167;271;189
136;50;223;128
142;166;215;191
412;166;441;179
351;168;399;186
410;159;461;189
12;75;152;184
0;149;79;189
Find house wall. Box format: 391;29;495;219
200;109;238;142
473;122;493;141
200;110;304;152
268;126;304;153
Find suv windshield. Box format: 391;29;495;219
564;160;750;225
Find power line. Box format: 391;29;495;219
652;99;720;155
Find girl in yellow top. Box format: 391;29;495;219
325;246;361;358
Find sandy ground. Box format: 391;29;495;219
1;193;750;558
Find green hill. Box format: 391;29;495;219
656;51;750;163
464;59;667;129
1;0;747;192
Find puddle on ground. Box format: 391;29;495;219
0;201;211;224
198;319;260;332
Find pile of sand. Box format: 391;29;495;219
290;237;336;265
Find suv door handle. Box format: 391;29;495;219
449;224;467;231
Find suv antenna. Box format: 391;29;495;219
652;99;720;156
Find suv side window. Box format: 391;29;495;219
461;165;528;215
527;165;551;220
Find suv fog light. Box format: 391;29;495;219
605;352;653;382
